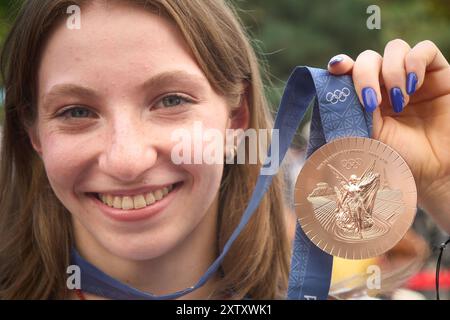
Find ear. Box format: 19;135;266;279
26;124;43;157
227;82;250;131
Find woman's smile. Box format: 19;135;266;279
87;181;184;222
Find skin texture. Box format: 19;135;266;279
30;2;248;299
328;41;450;233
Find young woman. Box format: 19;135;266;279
0;0;448;299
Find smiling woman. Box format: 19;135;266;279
0;0;290;299
1;0;449;301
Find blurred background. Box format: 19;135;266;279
237;0;450;108
0;0;449;133
0;0;449;299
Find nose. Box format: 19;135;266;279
98;116;158;183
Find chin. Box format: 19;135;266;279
98;227;184;261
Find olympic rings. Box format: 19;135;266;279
325;87;351;104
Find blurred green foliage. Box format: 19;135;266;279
0;2;13;43
0;0;449;125
0;0;18;125
236;0;450;105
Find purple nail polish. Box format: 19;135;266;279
362;87;378;113
328;56;344;66
406;72;418;95
390;87;404;113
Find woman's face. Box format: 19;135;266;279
32;2;233;260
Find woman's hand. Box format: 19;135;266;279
328;39;450;232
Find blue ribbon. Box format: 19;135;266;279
71;67;372;300
287;67;372;300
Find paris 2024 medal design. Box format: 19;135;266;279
295;137;417;259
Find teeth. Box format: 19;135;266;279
145;192;155;205
154;189;163;201
106;195;114;206
98;184;175;210
122;196;134;210
113;196;122;209
133;195;146;209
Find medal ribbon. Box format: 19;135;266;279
287;67;372;300
71;67;372;300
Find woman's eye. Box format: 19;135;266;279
57;106;94;119
156;94;193;109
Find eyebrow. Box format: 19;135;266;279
41;84;99;110
139;70;209;97
41;71;209;110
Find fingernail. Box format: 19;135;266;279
390;87;404;113
406;72;418;95
362;87;378;113
328;55;344;66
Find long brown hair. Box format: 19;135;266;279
0;0;291;299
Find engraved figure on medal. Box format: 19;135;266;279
295;137;416;259
331;161;379;238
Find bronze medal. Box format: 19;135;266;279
295;137;417;260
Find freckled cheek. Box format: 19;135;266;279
200;164;223;194
40;135;95;190
172;135;225;200
179;162;223;216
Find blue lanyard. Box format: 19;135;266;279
287;67;372;300
71;67;372;300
